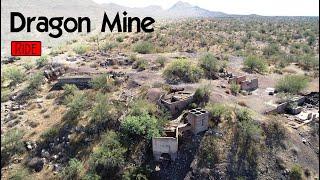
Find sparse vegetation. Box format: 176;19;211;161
36;55;49;68
276;75;309;94
163;58;203;83
73;43;89;54
199;53;220;79
133;41;154;54
3;66;25;86
244;56;267;73
90;74;115;92
60;158;84;180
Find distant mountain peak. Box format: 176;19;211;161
170;1;193;10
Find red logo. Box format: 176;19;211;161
11;41;41;56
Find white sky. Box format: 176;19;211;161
92;0;319;16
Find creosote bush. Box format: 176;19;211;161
36;55;48;68
163;58;203;83
276;75;309;94
90;93;113;123
90;74;115;92
194;85;211;105
122;113;161;139
206;103;232;122
244;56;267;73
133;41;154;54
73;43;89;55
3;66;25;86
290;164;303;180
89;131;126;179
230;82;240;95
199;53;220;79
63;92;88;121
60;158;84;180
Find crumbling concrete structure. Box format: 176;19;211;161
228;75;258;91
187;108;209;134
160;91;194;116
52;76;92;90
152;128;179;161
152;108;209;161
44;65;66;81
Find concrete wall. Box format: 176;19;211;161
161;94;194;116
187;108;209;134
152;137;178;161
229;75;246;84
241;78;258;91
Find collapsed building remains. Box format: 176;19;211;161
52;76;92;90
228;75;258;91
152;108;209;161
160;90;194;117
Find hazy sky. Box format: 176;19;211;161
92;0;319;16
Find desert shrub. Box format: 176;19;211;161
83;173;101;180
133;41;154;54
8;167;30;180
1;129;25;167
50;45;67;56
36;55;48;68
244;56;267;73
163;58;203;83
199;53;219;79
122;166;150;180
299;55;319;71
276;75;309;94
90;93;112;123
156;56;166;67
263;43;280;57
129;99;157;116
236;108;252;122
122;113;161;139
62;84;78;98
194;85;211;105
64;92;88;121
3;66;25;86
90;74;115;92
264;119;286;148
1;88;10;102
23;62;34;70
230;82;240;95
290;164;303;180
60;158;84;180
40;127;59;141
27;72;44;90
198;136;220;168
89;131;126;178
116;36;124;42
133;58;148;71
206;103;232;122
73;43;89;55
100;42;117;52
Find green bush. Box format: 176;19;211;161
276;75;309;94
36;55;48;68
264;119;286;148
73;43;89;55
198;136;220;168
28;72;44;90
60;158;84;180
122;113;161;139
290;164;303;180
129;99;157;116
133;59;148;71
3;66;25;86
1;129;25;167
263;43;280;57
236;108;252;122
100;42;117;52
8;167;30;180
23;62;34;70
244;56;267;73
194;85;211;105
133;41;154;54
1;88;10;102
122;166;150;180
199;53;219;79
163;58;203;83
90;93;112;123
62;84;79;98
89;131;126;178
156;56;166;67
206;103;232;122
230;82;240;95
90;74;115;92
116;36;124;42
63;92;88;121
